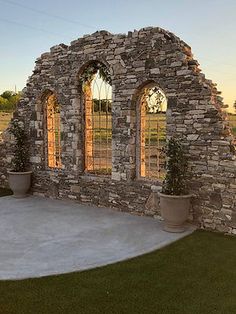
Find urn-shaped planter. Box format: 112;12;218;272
160;137;191;233
8;171;32;198
159;193;191;233
7;119;32;198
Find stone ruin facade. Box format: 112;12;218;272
0;26;235;235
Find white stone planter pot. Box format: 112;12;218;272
159;193;191;233
8;171;32;198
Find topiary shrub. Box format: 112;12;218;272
9;119;29;172
162;137;189;195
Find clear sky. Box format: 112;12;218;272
0;0;235;111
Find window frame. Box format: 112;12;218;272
136;83;167;182
82;66;112;176
43;91;62;170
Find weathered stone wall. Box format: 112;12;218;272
0;142;7;185
0;26;235;234
0;125;14;186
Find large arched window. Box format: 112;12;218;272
81;62;112;175
138;84;167;180
45;93;62;168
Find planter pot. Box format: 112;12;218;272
159;193;191;233
8;171;32;198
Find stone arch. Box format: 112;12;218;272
41;90;62;169
76;59;113;84
78;60;113;174
132;81;168;180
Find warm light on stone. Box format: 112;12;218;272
0;27;235;235
46;94;62;169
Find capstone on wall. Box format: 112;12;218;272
0;26;235;234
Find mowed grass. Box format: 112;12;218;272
92;112;166;142
87;112;236;140
0;111;12;133
0;230;235;314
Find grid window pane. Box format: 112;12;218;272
139;86;167;180
84;70;112;175
46;94;62;168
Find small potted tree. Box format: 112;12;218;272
7;119;32;198
159;137;191;232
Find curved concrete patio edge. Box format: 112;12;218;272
0;196;196;280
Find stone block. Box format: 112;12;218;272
150;68;160;74
71;185;81;193
112;172;121;181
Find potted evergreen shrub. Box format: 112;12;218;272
7;119;32;198
159;137;191;232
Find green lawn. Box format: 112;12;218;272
0;230;235;314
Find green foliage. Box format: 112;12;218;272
9;120;29;172
162;137;188;195
1;90;14;100
0;91;21;111
80;61;112;86
0;96;8;111
145;86;166;113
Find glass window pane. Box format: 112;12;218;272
83;67;112;175
46;94;62;169
139;86;167;180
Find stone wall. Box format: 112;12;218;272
0;26;235;234
0;142;7;185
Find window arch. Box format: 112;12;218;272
138;84;167;180
44;92;62;168
81;62;112;175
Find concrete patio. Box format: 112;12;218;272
0;196;195;280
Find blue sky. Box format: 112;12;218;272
0;0;235;110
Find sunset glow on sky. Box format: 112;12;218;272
0;0;235;111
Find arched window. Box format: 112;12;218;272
138;84;167;180
45;93;62;168
81;62;112;175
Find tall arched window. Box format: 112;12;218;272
45;93;62;168
138;84;167;180
81;62;112;175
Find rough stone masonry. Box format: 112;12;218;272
0;26;235;234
